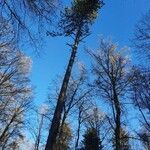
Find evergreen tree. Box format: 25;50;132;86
112;128;131;150
45;0;104;149
55;123;72;150
82;128;102;150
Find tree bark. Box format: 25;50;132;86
75;108;82;150
57;111;67;147
34;115;44;150
58;82;79;142
113;87;121;150
45;32;80;150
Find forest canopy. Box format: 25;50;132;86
0;0;149;150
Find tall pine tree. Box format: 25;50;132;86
45;1;104;149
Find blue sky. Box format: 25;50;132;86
26;0;150;106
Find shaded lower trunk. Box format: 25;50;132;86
113;88;121;150
114;109;121;150
75;109;82;150
57;112;67;146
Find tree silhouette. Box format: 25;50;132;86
45;0;104;149
89;39;133;150
82;128;102;150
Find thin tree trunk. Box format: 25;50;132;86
75;109;82;150
45;32;81;150
114;108;121;150
113;88;121;150
0;113;16;144
34;115;44;150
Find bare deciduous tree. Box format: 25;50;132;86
0;50;32;149
133;10;150;62
89;39;133;150
0;0;59;42
131;68;150;132
0;19;32;149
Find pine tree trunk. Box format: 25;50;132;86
45;32;80;150
58;83;79;142
57;111;67;144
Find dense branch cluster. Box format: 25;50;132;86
50;0;104;38
0;18;32;149
133;10;150;60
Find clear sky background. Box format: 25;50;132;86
25;0;150;107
